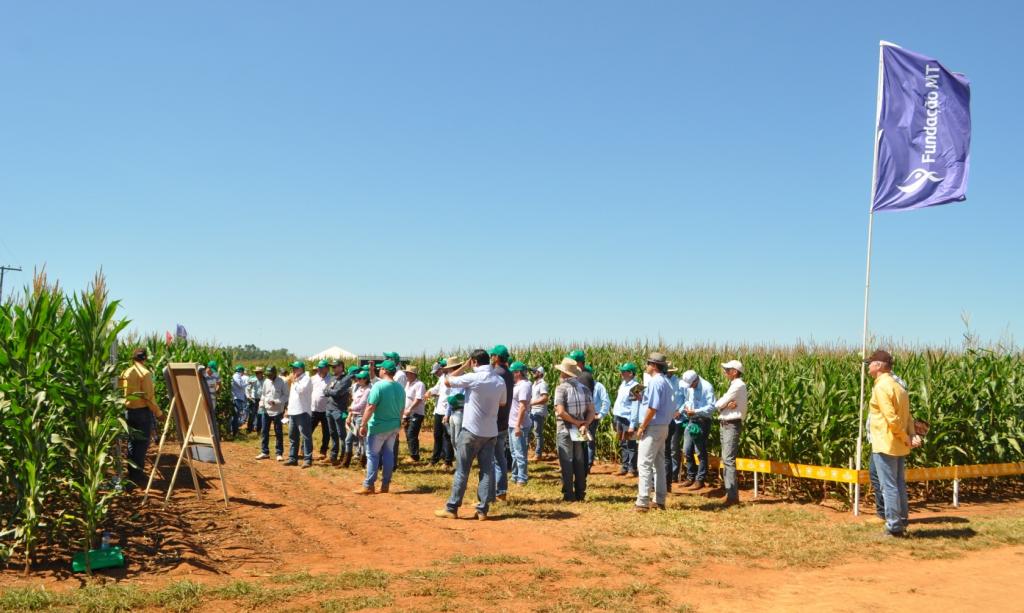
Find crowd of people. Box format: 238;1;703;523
120;345;917;534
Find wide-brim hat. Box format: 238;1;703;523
555;357;581;378
443;356;465;370
402;364;419;376
646;352;668;366
721;359;744;374
667;362;679;374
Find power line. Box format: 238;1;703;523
0;265;22;302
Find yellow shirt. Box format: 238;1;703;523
121;362;161;416
868;372;911;456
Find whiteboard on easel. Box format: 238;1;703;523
163;362;226;464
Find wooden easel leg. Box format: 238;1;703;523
209;403;229;505
182;450;203;500
143;399;176;505
164;395;204;507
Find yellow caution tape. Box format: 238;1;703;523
705;457;1024;485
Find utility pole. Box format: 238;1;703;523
0;265;22;302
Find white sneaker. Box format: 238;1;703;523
255;453;270;460
276;455;284;462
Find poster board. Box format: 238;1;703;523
164;362;225;464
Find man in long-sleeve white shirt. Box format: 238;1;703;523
435;349;506;520
310;360;332;460
258;366;288;461
285;362;314;468
715;360;747;505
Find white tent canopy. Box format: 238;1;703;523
307;346;358;362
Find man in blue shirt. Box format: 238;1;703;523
612;363;641;476
678;370;717;489
230;365;248;437
635;353;676;512
583;366;610;473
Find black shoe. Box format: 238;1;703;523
283;459;298;466
680;479;695;488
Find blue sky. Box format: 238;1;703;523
2;2;1020;357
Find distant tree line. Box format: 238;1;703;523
226;344;297;363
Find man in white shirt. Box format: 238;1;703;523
507;361;533;485
257;365;288;461
435;349;506;521
715;359;748;506
426;358;457;469
402;365;427;462
230;365;249;437
285;361;314;468
310;359;332;460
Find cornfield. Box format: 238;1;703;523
407;341;1024;470
1;273;1021;572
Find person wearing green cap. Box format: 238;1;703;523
203;360;221;413
310;359;333;460
568;350;596;395
507;361;533;485
612;363;641;476
584;365;611;474
257;365;288;461
383;352;406;469
285;361;314;468
246;367;266;434
489;345;514;501
230;365;248;437
354;360;405;494
344;370;371;467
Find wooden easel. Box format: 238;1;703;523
142;393;202;504
164;389;228;507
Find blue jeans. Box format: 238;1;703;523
288;413;313;463
683;419;711;482
446;429;496;515
586;419;600;471
613;416;637;473
872;452;908;534
247;399;261;432
231;398;247;435
364;429;399;488
405;414;424;460
529;411;547;455
344;415;364;455
492;429;509;497
508;426;529;484
557;431;588;501
326;409;347;459
261;413;284;456
720;420;742;502
125;409;153;486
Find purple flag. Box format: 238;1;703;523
175;323;188;340
872;43;971;212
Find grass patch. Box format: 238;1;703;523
0;587;62;611
448;553;529;565
319;593;394;612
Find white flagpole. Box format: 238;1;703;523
854;41;893;516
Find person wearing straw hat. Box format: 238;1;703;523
354;360;405;494
285;361;314;468
866;349;918;537
678;369;717;490
344;368;371;467
553;357;595;502
310;359;333;460
257;365;288;461
426;357;459;469
434;349;506;520
401;364;427;463
634;352;675;512
120;348;163;487
715;359;747;505
507;361;533;485
528;366;550;460
612;362;641;477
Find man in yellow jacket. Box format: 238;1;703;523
866;349;920;537
121;348;163;487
